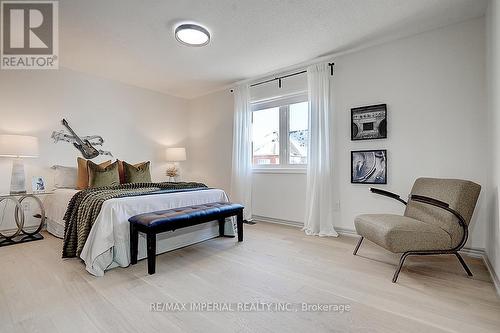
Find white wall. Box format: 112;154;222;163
186;17;489;250
335;17;488;250
0;68;189;228
487;0;500;283
251;172;307;223
185;90;234;192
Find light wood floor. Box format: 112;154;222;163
0;222;499;333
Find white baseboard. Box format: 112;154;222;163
334;227;358;237
252;215;303;228
253;215;500;297
459;247;500;296
480;252;500;296
459;247;485;259
252;215;369;237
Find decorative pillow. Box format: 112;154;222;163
117;160;126;184
52;165;77;189
117;160;150;184
116;160;147;184
123;161;151;184
87;160;120;188
77;157;112;189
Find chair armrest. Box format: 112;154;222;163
409;194;468;249
410;194;449;209
370;188;407;205
409;194;465;226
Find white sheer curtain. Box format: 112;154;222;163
230;84;253;220
303;63;338;236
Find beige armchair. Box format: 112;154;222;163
353;178;481;282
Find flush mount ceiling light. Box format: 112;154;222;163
174;23;210;47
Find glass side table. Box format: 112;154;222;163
0;192;53;247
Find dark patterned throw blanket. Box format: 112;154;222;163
62;182;207;258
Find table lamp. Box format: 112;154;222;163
0;135;39;194
165;147;186;181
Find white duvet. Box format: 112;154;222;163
78;188;235;276
44;188;79;238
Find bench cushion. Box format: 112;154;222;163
128;202;243;228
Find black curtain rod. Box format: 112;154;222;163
230;62;334;92
249;70;306;88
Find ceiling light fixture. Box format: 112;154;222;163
174;23;210;47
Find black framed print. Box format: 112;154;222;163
351;104;387;141
351;150;387;184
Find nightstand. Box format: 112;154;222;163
0;192;53;247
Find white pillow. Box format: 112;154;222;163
52;165;77;189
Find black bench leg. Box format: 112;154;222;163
130;223;138;265
237;210;243;242
147;232;156;275
218;218;225;237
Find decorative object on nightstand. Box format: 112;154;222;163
165;147;187;181
0;135;39;194
0;191;52;247
32;176;46;193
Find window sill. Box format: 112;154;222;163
252;168;307;174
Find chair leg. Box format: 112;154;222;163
455;252;473;277
353;236;364;255
392;252;411;283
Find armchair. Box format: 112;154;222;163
353;178;481;282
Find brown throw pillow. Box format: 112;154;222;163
76;157;112;189
123;161;151;184
87;160;120;188
117;160;126;184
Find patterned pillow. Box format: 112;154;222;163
123;161;151;184
87;160;120;188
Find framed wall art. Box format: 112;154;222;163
351;149;387;184
351;104;387;141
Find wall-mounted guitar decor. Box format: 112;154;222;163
51;119;113;159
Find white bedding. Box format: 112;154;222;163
80;188;235;276
44;188;79;238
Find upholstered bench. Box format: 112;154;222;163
128;202;244;274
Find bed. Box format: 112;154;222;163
44;188;79;238
44;188;235;276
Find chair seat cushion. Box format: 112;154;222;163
354;214;452;253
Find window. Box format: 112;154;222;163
252;107;280;165
289;101;308;164
252;95;308;167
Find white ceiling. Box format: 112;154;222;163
59;0;487;99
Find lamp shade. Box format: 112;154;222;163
0;135;39;158
166;147;186;162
